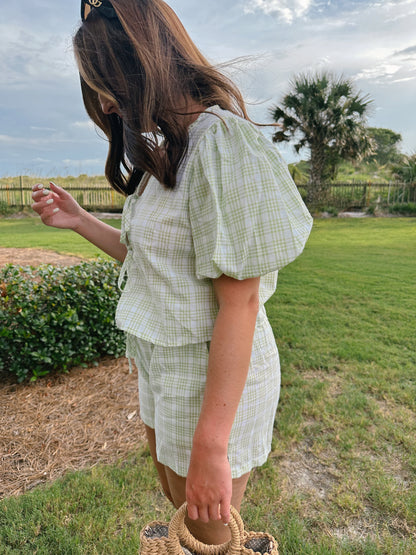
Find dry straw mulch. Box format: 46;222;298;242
0;247;85;268
0;248;146;499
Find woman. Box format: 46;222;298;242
32;0;313;547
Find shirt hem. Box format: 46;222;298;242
118;323;215;349
157;450;271;480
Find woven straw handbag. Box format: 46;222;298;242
139;502;278;555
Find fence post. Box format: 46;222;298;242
20;176;24;209
366;181;371;207
362;183;367;207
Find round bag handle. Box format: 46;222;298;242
167;503;245;555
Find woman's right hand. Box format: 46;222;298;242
31;182;84;230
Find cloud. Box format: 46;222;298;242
0;131;89;149
353;40;416;85
32;158;52;164
243;0;313;22
391;76;416;83
394;44;416;56
30;127;56;132
0;24;75;90
355;63;402;82
0;135;40;147
62;158;105;167
71;121;95;130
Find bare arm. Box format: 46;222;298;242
32;182;127;262
186;274;260;524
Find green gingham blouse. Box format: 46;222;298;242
115;105;313;346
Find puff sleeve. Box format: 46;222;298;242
189;115;313;280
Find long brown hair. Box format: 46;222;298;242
73;0;249;195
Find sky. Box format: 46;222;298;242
1;0;415;177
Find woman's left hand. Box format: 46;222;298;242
186;449;232;525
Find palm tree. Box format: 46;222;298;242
392;154;416;184
271;72;374;203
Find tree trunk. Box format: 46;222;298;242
308;144;329;205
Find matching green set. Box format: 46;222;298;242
116;106;313;478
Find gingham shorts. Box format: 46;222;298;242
126;321;280;479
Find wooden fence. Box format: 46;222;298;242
0;178;415;212
297;182;416;210
0;178;125;211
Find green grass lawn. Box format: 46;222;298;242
0;216;121;258
0;217;415;554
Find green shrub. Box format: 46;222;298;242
320;206;339;216
389;202;416;216
0;260;125;382
0;200;13;216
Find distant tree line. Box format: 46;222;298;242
270;71;415;203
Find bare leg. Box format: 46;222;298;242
144;425;174;504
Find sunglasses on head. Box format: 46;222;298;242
81;0;118;22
